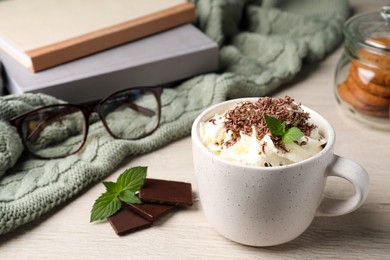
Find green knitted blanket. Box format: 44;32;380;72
0;0;349;236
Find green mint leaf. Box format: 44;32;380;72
264;114;305;144
282;127;304;144
102;181;120;193
119;190;142;204
264;114;285;136
117;166;147;192
90;166;148;222
90;192;122;222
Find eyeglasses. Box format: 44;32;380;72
10;86;162;159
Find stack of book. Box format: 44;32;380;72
0;0;218;103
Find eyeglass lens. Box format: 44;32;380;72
18;88;160;158
99;88;160;140
20;105;87;158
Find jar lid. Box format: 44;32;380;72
345;6;390;52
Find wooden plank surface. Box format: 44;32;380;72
0;0;389;259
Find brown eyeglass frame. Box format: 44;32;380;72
10;86;163;159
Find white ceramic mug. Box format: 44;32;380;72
191;98;370;247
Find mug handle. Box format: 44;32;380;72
315;154;370;217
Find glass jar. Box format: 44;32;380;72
335;6;390;130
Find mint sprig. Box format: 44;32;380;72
90;166;147;222
264;114;304;144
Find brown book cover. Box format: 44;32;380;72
0;0;195;72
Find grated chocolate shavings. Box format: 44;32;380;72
209;118;217;125
264;162;272;167
223;96;315;150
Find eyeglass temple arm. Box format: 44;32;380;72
126;102;156;117
82;99;156;117
11;107;78;144
122;86;162;117
24;110;73;143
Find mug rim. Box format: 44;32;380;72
191;97;336;171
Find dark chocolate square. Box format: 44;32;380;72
125;202;176;221
108;205;152;236
138;178;193;206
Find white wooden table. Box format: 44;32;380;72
1;1;389;259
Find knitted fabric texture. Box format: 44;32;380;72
0;0;350;236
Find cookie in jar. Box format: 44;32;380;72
335;6;390;130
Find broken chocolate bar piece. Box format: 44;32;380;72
139;178;193;206
108;205;152;236
125;202;176;221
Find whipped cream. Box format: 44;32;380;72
200;97;326;167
